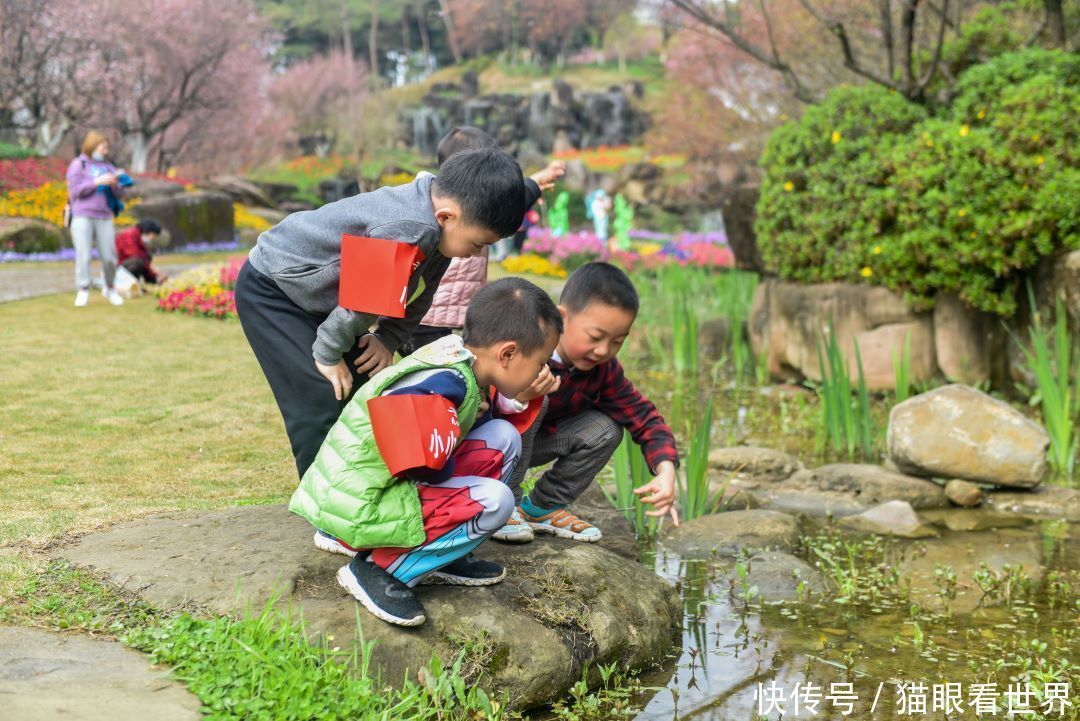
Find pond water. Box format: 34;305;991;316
632;513;1078;720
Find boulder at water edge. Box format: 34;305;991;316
660;509;801;559
58;504;679;711
888;385;1050;488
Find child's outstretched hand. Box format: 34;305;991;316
634;460;679;527
515;364;561;403
354;334;392;376
316;359;353;401
529;160;566;192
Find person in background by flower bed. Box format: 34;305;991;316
400;126;564;356
67;130;125;307
115;219;168;285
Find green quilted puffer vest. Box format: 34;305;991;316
288;335;481;549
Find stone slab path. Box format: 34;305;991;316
0;626;202;721
0;262;195;304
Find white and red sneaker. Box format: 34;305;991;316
313;530;360;557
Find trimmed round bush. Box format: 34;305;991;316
755;85;927;285
755;49;1079;317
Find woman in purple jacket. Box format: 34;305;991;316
66;130;124;307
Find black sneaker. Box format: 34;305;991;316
336;556;426;627
421;553;506;587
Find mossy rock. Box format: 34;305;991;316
130;191;233;247
0;217;65;253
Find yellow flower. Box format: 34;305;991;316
957;209;967;217
959;125;970;137
783;181;794;192
1031;133;1040;142
872;245;882;255
234;203;272;232
831;131;841;144
166;167;178;179
926;139;934;148
860;267;873;278
637;242;662;257
977;109;986;119
1036;155;1045;165
501;253;567;278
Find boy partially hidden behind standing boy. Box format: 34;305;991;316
290;278;562;627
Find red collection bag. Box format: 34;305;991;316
339;235;425;318
368;394;462;476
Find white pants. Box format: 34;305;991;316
71;216;116;290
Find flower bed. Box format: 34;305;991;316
156;257;243;319
234;204;272;233
500;253;568;278
0;157;68;193
551;145;685;173
520;228;734;273
0;180;139;231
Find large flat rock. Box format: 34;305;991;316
57;504;678;711
0;626;202;721
735;464;949;517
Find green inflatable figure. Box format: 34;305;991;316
612;193;633;251
549;191;570;237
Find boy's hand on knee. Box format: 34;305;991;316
354;334;392;376
515;365;561;403
316;359;353;401
634;461;679;527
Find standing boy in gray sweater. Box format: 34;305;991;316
236;148;534;477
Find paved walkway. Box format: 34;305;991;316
0;262;195;304
0;626;202;721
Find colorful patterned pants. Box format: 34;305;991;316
370;419;519;587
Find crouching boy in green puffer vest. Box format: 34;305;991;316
289;277;562;627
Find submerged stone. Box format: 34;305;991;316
839;500;939;538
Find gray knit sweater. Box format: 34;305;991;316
248;173;449;364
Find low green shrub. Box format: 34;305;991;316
755;85;927;285
755;49;1079;318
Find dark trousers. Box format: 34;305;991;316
506;398;624;507
235;261;370;478
398;324;453;357
121;256;160;284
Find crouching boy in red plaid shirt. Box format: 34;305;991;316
492;262;680;543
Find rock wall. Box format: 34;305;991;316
400;72;650;157
746;251;1080;391
130;191;234;248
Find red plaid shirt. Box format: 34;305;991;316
114;226;151;266
543;355;679;472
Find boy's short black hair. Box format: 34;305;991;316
432;148;526;238
437;126;496;167
463;277;562;356
559;261;640;315
136;219;162;234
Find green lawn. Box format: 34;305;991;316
0;261;562;603
0;292;295;600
